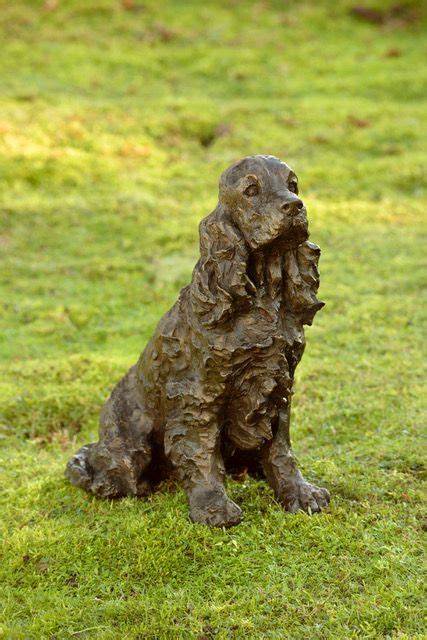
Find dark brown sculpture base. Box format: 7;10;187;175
66;155;330;527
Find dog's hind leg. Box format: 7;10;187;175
164;385;243;528
65;366;154;498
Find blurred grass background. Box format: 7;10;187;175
0;1;426;638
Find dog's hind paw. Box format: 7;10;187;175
65;444;94;492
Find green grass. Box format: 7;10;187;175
0;0;426;638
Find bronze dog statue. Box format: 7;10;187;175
66;155;330;527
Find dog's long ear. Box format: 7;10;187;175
284;241;325;325
190;205;250;326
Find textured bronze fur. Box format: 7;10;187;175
65;155;330;527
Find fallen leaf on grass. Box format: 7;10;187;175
350;4;420;26
348;115;371;128
384;47;402;58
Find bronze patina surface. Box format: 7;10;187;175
66;155;330;527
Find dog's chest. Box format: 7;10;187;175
217;287;302;360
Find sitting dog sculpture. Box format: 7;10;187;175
66;154;330;527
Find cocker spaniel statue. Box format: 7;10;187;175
66;155;330;527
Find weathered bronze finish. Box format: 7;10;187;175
66;155;330;527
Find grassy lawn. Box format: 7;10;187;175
0;0;426;638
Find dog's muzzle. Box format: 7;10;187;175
280;193;304;216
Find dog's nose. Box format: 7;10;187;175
281;196;304;216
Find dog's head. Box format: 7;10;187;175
219;155;308;251
191;155;321;327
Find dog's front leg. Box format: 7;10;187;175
165;395;243;527
262;404;330;514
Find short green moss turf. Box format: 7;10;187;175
0;1;426;638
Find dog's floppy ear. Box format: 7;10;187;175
190;206;250;326
284;241;325;325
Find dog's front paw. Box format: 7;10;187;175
188;485;243;528
280;479;330;514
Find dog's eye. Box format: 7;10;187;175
288;181;298;194
244;184;259;197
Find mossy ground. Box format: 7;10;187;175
0;1;426;638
